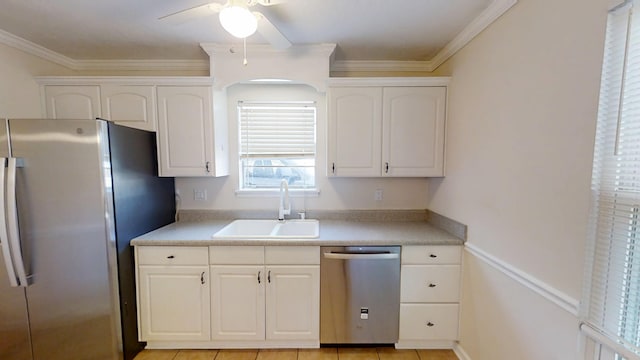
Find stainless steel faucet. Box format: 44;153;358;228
278;179;291;221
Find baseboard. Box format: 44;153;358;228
454;343;472;360
395;340;455;349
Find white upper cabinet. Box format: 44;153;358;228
101;84;156;131
382;87;446;177
327;78;449;177
156;85;228;177
44;85;101;119
327;87;383;177
37;77;229;178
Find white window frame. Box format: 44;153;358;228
236;100;318;194
582;1;640;359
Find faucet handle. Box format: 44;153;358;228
298;212;306;220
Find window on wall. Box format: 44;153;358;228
583;1;640;359
238;101;316;190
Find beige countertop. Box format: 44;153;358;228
130;219;464;246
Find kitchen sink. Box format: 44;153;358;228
212;219;319;239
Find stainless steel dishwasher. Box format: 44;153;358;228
320;246;401;344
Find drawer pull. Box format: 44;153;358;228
428;283;437;288
427;322;435;327
167;255;175;259
429;254;437;258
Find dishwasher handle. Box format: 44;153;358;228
323;251;399;260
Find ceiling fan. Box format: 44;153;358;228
159;0;291;50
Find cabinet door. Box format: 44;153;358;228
44;85;101;119
138;265;210;341
101;84;156;131
382;87;446;177
210;265;265;341
156;86;214;176
327;87;383;177
266;265;319;341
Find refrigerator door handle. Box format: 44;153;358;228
0;157;18;287
7;157;28;287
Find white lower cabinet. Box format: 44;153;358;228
399;304;459;341
210;246;320;346
266;265;320;340
397;245;462;348
210;265;265;340
136;246;210;342
134;243;461;349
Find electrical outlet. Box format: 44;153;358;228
194;189;207;201
374;189;383;201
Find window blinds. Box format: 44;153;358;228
238;101;316;158
583;1;640;358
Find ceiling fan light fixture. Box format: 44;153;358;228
219;3;258;39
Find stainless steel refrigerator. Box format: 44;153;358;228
0;119;176;360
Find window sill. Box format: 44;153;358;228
235;188;320;197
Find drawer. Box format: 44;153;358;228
137;246;209;265
401;246;461;265
401;265;460;302
399;304;459;341
209;246;264;264
265;246;319;265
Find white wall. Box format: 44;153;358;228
0;43;74;117
177;83;430;211
427;0;609;358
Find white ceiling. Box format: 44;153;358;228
0;0;510;70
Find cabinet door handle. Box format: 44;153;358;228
385;162;389;173
428;283;436;288
205;161;211;173
332;162;335;174
200;272;205;285
257;271;261;284
268;270;271;283
426;322;435;327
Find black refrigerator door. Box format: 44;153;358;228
107;122;175;360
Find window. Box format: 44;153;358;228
238;101;316;190
583;1;640;359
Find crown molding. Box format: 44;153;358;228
71;59;209;72
0;0;517;73
428;0;518;70
200;43;337;57
34;76;214;85
327;76;451;87
0;28;77;69
0;28;209;72
331;0;518;73
330;60;436;73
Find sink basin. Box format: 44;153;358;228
212;219;319;239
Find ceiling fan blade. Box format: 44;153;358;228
255;0;289;5
254;12;291;49
159;2;223;24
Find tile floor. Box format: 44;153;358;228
133;348;458;360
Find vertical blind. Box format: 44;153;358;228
238;101;316;158
583;1;640;358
